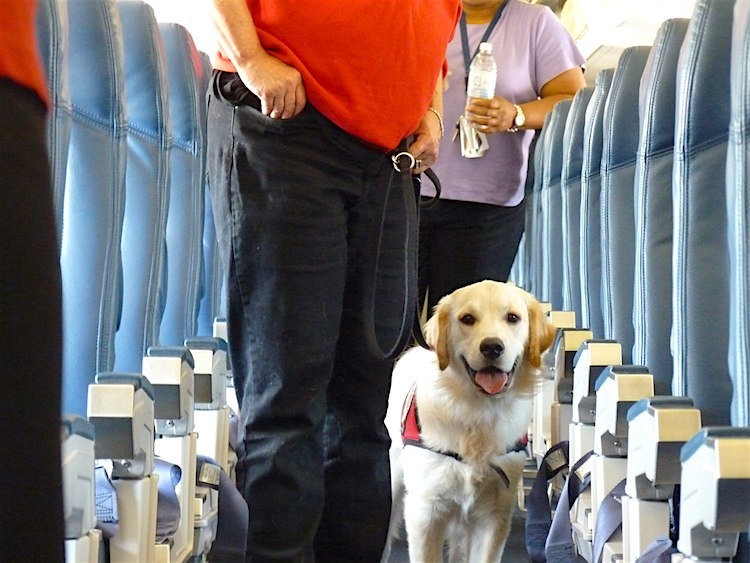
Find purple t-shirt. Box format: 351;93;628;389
424;0;586;207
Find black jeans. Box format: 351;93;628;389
207;71;406;562
0;78;64;562
418;197;526;314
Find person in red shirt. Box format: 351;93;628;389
1;1;64;561
205;1;461;560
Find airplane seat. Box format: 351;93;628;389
727;0;750;429
561;86;594;326
589;365;655;562
621;396;701;562
599;46;651;364
579;68;614;340
114;0;172;374
60;0;127;417
88;372;159;562
672;0;736;427
676;427;750;560
524;124;548;298
197;52;227;338
631;18;690;396
509;231;527;289
540;99;573;312
158;22;208;347
143;346;198;562
61;414;101;561
529;101;574;460
35;0;71;243
510;129;543;289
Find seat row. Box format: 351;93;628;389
36;1;241;561
515;0;750;561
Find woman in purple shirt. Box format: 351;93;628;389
419;0;586;312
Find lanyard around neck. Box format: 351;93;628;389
459;1;509;89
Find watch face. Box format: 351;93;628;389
515;105;526;127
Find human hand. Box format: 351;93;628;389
408;108;443;173
465;96;516;134
237;52;307;119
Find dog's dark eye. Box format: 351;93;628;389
506;313;520;324
460;314;476;325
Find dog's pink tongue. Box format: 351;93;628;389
475;369;509;394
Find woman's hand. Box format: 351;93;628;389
465;96;517;134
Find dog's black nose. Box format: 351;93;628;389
480;338;504;359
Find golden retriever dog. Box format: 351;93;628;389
381;280;556;563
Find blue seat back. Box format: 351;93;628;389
114;0;171;373
672;0;735;426
510;132;541;290
540;99;573;311
561;86;594;323
197;52;224;337
35;0;71;245
599;46;651;363
158;23;208;346
727;0;750;427
60;0;126;416
579;68;614;338
525;125;548;298
632;18;689;394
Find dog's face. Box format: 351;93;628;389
424;280;556;396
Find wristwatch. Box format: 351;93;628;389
507;103;525;133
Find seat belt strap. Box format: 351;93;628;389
591;478;626;563
526;441;570;562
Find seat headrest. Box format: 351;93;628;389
159;23;205;149
118;0;169;137
67;0;125;124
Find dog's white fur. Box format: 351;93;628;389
381;280;556;563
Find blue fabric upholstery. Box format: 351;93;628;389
526;125;549;298
158;23;208;346
510;132;541;290
540;99;573;311
632;18;690;394
60;0;126;416
510;233;528;290
35;0;71;243
600;46;651;363
197;52;224;338
727;0;750;427
561;86;594;323
114;1;171;373
580;68;614;339
672;0;735;426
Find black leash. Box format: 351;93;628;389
362;144;440;361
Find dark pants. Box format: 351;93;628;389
418;197;526;314
207;72;404;562
0;78;64;561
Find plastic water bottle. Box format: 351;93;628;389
467;42;497;100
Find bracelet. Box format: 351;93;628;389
427;106;444;140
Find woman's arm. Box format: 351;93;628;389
207;0;306;118
466;66;586;133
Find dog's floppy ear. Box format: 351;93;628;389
525;295;556;368
424;299;451;370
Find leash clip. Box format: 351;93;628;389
392;151;416;172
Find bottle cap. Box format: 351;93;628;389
479;42;493;54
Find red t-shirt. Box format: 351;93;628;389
213;1;461;151
0;0;48;104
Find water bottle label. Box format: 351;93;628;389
467;69;496;99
